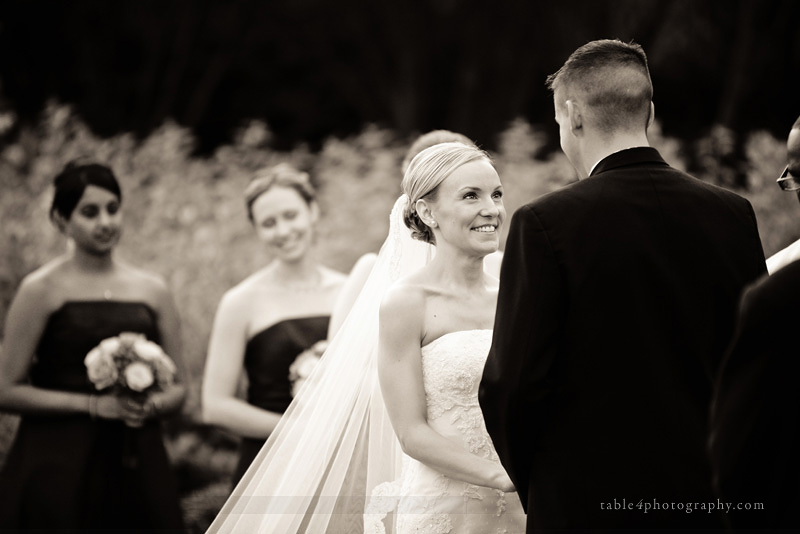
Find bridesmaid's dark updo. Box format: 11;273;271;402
49;159;122;222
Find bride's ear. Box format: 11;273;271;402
415;198;437;229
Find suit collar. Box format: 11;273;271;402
589;147;668;177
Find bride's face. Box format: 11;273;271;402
425;160;505;256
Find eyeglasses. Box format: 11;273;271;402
777;166;800;191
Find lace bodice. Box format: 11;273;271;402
365;329;525;534
420;329;499;461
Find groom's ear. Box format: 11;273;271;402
566;100;583;133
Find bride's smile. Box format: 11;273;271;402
420;158;506;256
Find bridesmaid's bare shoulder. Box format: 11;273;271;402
114;260;174;312
15;255;75;315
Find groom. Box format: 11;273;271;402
480;39;767;530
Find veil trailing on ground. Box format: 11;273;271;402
208;195;434;533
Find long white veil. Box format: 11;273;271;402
208;195;434;533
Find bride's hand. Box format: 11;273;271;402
492;470;517;493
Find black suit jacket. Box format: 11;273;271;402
480;147;767;530
709;259;800;530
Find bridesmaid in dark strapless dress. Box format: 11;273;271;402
202;164;345;486
0;301;183;529
235;315;329;481
0;161;188;530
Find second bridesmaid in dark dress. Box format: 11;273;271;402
0;160;188;530
201;163;345;484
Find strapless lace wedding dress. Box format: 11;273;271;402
365;330;526;534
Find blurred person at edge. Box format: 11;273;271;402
327;130;503;337
709;115;800;530
0;160;187;530
766;115;800;273
201;163;345;485
480;39;767;531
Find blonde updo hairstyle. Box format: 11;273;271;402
401;142;492;245
244;163;316;224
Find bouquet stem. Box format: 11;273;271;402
121;391;146;468
121;425;139;469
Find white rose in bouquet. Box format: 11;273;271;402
123;361;155;392
85;334;177;398
293;355;319;379
84;347;118;390
99;337;122;357
288;340;328;397
133;338;165;361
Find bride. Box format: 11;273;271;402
208;142;525;533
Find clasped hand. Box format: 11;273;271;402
96;394;157;427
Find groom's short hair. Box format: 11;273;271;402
547;39;653;135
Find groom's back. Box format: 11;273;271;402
522;152;766;527
541;159;763;372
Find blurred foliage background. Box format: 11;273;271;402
1;0;799;531
0;0;799;162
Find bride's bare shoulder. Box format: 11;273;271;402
380;277;427;321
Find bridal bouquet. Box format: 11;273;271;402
84;332;177;396
288;340;328;397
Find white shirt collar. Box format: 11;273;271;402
588;158;603;176
767;238;800;274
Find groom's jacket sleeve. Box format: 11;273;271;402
480;204;564;510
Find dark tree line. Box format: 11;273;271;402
0;0;798;154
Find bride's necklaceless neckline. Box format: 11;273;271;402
422;328;492;350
